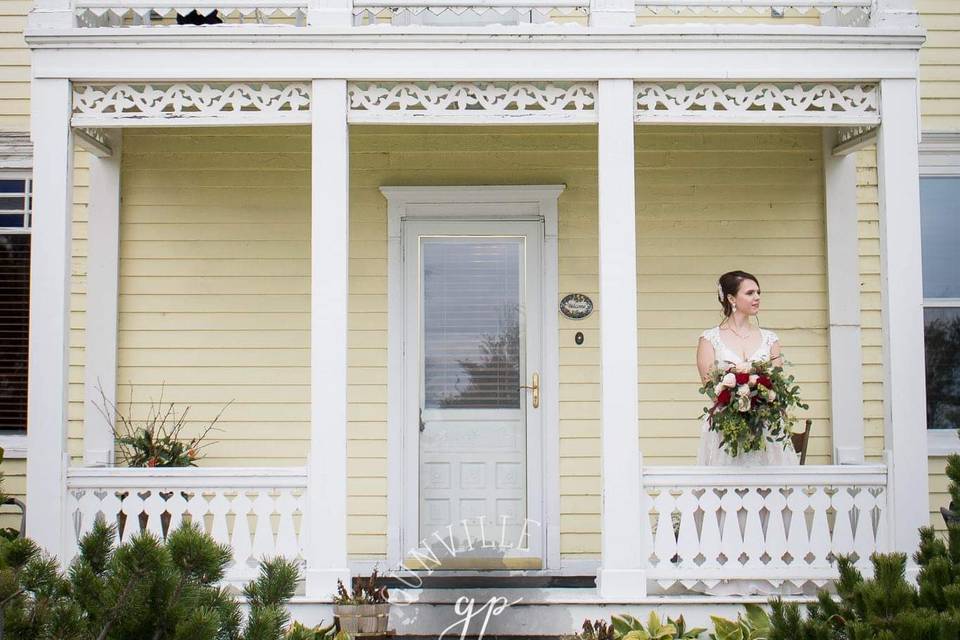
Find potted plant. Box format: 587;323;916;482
333;569;390;635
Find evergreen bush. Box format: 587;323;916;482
0;518;306;640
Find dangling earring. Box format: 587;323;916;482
733;303;737;312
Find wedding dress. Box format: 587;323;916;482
697;326;799;467
693;326;800;597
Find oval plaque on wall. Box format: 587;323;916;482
559;293;593;320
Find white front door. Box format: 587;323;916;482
403;219;543;569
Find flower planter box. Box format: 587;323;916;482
334;603;390;634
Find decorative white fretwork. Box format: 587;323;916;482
74;1;306;27
833;124;879;156
635;0;871;25
642;466;890;593
352;2;588;26
635;82;880;126
347;82;597;123
65;468;307;585
72;83;312;127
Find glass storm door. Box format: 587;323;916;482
403;220;543;570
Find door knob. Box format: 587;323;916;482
519;372;540;409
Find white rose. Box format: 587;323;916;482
737;384;751;398
748;374;759;387
721;372;737;388
737;395;751;412
766;389;777;402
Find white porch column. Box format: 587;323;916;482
822;130;865;465
84;132;121;467
306;79;351;598
307;0;352;26
872;0;921;29
26;79;74;554
589;0;634;27
596;79;646;599
876;78;929;555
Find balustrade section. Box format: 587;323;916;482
642;465;891;593
65;467;307;585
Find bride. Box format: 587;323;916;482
697;270;799;466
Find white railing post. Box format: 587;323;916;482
596;78;647;599
876;78;929;560
84;131;121;467
26;79;74;556
589;0;633;26
28;0;74;29
822;130;865;465
871;0;920;28
308;0;353;26
305;79;351;599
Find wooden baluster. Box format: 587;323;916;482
652;489;677;568
675;489;699;569
764;487;789;568
785;487;810;566
275;489;299;560
143;490;167;540
119;491;145;544
741;487;765;568
852;488;877;567
251;490;276;561
831;487;856;560
230;491;255;581
718;488;743;568
808;486;832;567
698;488;722;569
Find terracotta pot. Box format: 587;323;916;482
334;603;390;634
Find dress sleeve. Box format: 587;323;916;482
764;328;780;347
700;327;720;353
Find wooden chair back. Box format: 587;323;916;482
790;419;812;465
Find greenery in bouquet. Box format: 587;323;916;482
699;358;808;458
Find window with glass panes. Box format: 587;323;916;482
921;175;960;431
0;176;31;432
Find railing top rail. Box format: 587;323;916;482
636;0;869;6
354;0;585;5
66;466;308;489
75;0;304;7
643;464;887;487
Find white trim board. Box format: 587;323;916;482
382;185;563;573
929;430;960;457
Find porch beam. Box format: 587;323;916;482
822;128;864;465
26;78;74;555
596;78;646;599
876;78;929;555
306;78;351;598
84;130;121;467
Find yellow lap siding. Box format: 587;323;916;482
930;456;952;532
920;0;960;131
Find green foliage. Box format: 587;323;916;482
0;518;308;640
769;500;960;638
611;612;707;640
708;604;771;640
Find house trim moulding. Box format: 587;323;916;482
27;33;924;82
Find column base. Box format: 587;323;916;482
305;568;351;600
597;568;647;599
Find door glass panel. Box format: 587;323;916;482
422;238;522;410
417;235;528;566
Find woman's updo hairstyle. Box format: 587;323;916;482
717;270;760;317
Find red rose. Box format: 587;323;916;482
751;396;759;408
735;373;749;385
757;375;772;389
717;389;732;405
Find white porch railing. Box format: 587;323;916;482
642;464;891;592
65;467;307;585
69;0;878;27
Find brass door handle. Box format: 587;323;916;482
519;373;540;409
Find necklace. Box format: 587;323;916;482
723;322;752;340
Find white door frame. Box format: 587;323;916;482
382;185;563;573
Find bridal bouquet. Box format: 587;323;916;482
699;359;808;458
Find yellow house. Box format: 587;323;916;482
0;0;956;632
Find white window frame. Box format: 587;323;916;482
920;133;960;456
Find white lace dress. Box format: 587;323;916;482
693;326;800;596
697;326;799;467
